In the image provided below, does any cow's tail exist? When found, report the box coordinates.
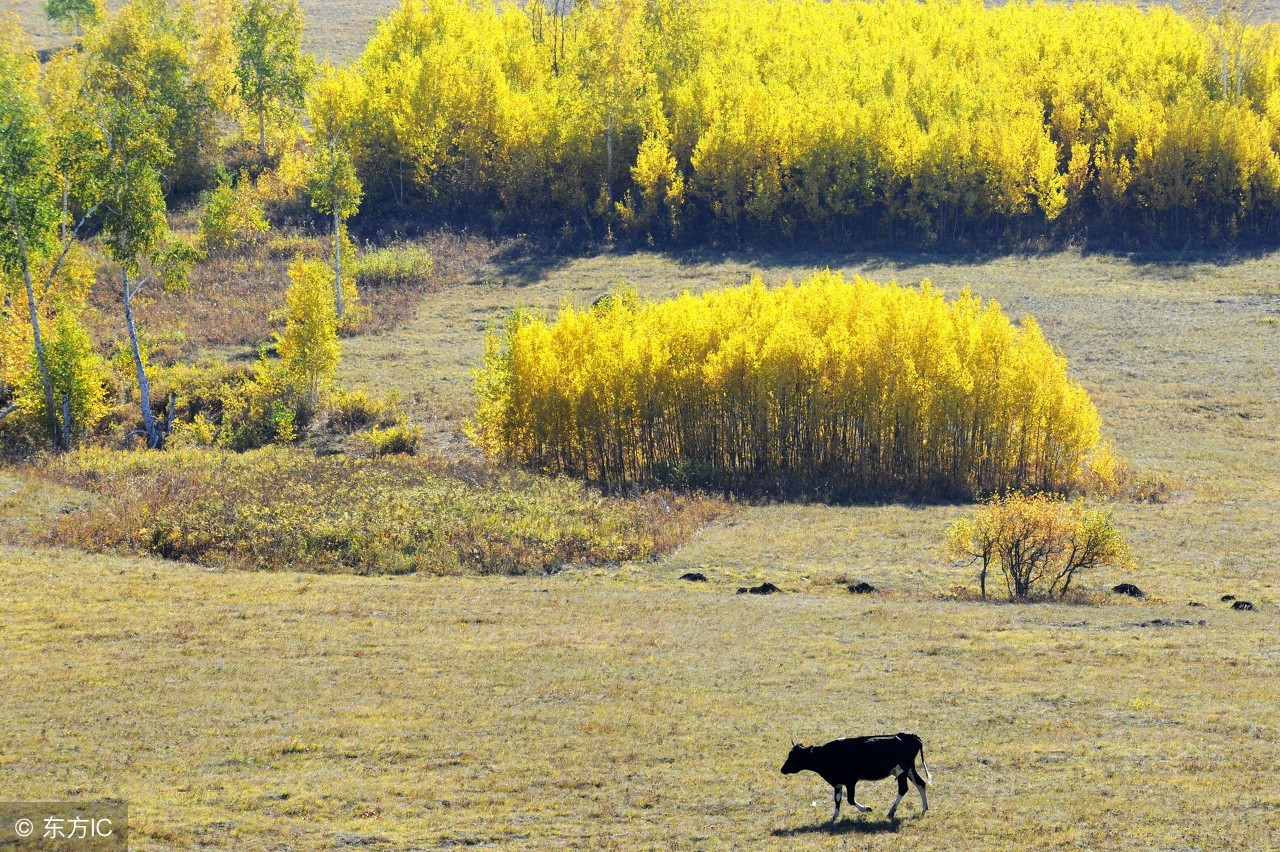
[902,732,932,784]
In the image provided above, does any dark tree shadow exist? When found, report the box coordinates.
[771,817,903,837]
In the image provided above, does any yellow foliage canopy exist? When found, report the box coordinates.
[472,272,1102,499]
[346,0,1280,243]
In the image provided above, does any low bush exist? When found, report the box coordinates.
[36,448,726,575]
[358,418,423,456]
[198,170,269,253]
[324,387,401,433]
[945,492,1134,601]
[351,244,435,289]
[158,360,301,450]
[1084,441,1174,504]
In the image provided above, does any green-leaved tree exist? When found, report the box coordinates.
[44,0,102,37]
[306,64,363,320]
[233,0,312,160]
[0,28,61,442]
[84,4,200,449]
[0,25,105,449]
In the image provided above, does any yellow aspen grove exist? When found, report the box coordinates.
[345,0,1280,244]
[472,273,1101,499]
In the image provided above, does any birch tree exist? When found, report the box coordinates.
[306,64,362,321]
[86,5,197,449]
[0,31,60,441]
[1184,0,1269,101]
[233,0,311,160]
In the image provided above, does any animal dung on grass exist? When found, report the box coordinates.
[738,582,781,595]
[781,733,932,822]
[1112,583,1144,598]
[472,273,1102,499]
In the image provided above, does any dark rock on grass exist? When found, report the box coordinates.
[1231,600,1255,611]
[1221,594,1236,602]
[737,582,781,595]
[1112,583,1145,598]
[848,581,877,594]
[679,572,708,582]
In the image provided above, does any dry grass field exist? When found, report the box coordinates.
[2,545,1276,850]
[2,244,1279,848]
[4,0,1280,848]
[8,0,403,61]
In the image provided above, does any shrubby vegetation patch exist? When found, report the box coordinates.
[33,447,724,574]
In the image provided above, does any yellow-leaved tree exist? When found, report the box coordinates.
[276,257,339,410]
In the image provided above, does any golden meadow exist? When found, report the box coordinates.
[471,273,1101,498]
[339,0,1280,243]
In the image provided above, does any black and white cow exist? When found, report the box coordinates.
[780,732,931,822]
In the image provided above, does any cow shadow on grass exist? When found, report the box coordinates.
[771,817,903,837]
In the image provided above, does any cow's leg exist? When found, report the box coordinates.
[887,766,908,819]
[910,766,929,813]
[849,781,872,813]
[831,785,842,823]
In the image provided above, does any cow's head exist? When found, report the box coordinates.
[780,743,813,775]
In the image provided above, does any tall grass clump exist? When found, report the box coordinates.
[472,272,1101,499]
[351,245,435,288]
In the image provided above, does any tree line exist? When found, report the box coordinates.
[6,0,1279,456]
[339,0,1280,244]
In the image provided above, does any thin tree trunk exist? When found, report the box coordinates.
[123,273,161,448]
[61,392,71,450]
[258,103,267,161]
[605,113,615,207]
[9,194,62,450]
[333,205,344,319]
